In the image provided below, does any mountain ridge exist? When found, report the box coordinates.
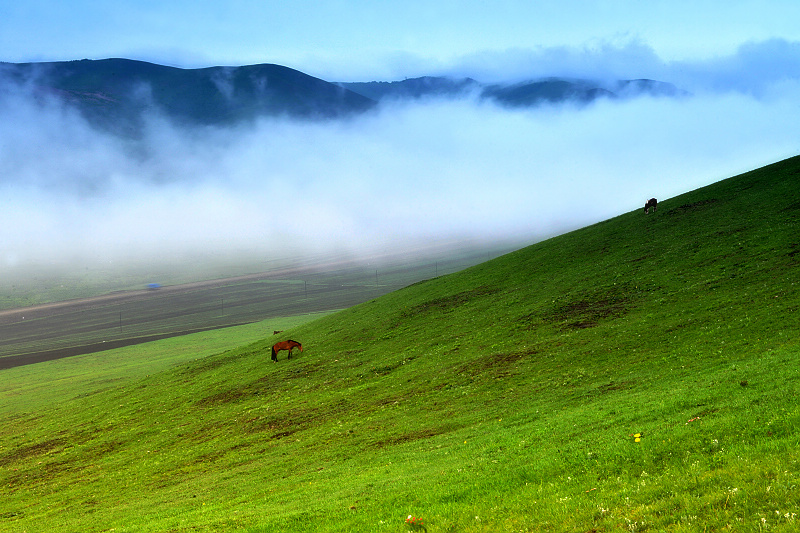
[341,75,686,106]
[1,58,688,134]
[0,58,377,134]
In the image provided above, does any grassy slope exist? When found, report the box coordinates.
[0,313,332,416]
[1,157,799,532]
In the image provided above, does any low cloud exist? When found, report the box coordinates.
[1,62,800,274]
[440,39,667,84]
[671,39,800,96]
[428,38,800,98]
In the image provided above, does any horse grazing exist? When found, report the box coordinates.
[271,340,302,362]
[644,198,658,214]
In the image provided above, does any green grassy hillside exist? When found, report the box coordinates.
[2,157,799,532]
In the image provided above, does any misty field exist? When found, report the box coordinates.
[1,156,799,531]
[0,244,514,369]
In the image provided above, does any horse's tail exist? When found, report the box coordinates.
[271,345,277,362]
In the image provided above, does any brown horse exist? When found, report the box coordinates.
[644,198,658,214]
[271,340,302,362]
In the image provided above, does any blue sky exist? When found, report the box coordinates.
[3,0,800,80]
[2,1,800,269]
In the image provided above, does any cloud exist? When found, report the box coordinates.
[1,65,800,274]
[406,37,800,100]
[441,39,667,83]
[668,38,800,96]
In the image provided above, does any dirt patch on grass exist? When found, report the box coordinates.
[283,361,325,380]
[543,288,634,330]
[456,349,533,379]
[667,198,719,215]
[371,426,454,448]
[596,380,635,394]
[194,362,317,406]
[370,355,418,376]
[0,437,70,466]
[517,286,638,331]
[554,298,626,329]
[242,407,326,438]
[196,387,255,406]
[180,351,248,377]
[401,286,501,318]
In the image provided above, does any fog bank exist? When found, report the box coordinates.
[2,75,799,273]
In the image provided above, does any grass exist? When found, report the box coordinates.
[0,312,331,416]
[1,156,799,531]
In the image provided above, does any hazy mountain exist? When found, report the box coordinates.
[609,78,688,98]
[0,58,688,136]
[338,76,481,101]
[0,58,377,134]
[343,75,687,107]
[481,78,615,107]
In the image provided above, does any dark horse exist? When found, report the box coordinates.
[644,198,658,214]
[271,340,302,362]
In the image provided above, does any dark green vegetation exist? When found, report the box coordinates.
[2,157,799,531]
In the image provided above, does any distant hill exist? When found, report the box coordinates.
[0,58,377,134]
[338,76,482,101]
[341,76,687,106]
[0,58,688,135]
